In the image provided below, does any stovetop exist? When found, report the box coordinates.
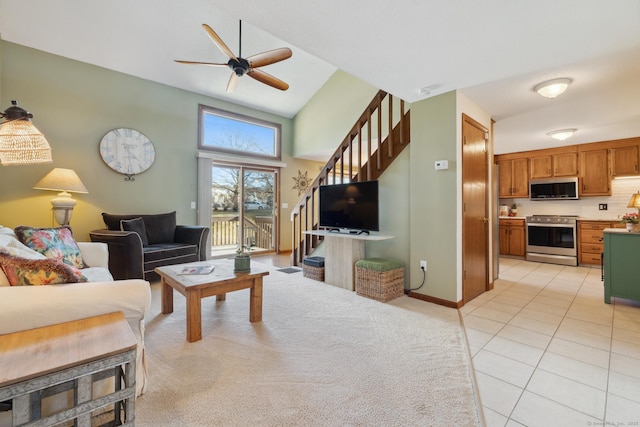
[526,215,578,224]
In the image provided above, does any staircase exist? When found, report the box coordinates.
[290,90,411,266]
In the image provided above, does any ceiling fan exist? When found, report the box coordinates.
[175,21,292,93]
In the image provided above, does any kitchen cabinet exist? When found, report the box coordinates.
[579,148,610,196]
[530,152,578,179]
[578,220,626,265]
[499,219,525,257]
[498,158,529,198]
[553,152,579,176]
[611,145,639,177]
[578,221,612,265]
[603,229,640,304]
[530,155,553,179]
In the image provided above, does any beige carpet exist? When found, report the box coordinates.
[135,263,483,426]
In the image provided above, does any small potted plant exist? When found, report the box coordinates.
[509,203,517,217]
[234,243,255,272]
[620,212,640,232]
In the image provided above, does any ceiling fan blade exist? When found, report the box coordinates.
[247,69,289,91]
[226,72,241,93]
[247,48,292,68]
[174,60,228,67]
[202,23,238,60]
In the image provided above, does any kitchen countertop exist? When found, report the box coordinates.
[604,228,638,234]
[499,216,526,220]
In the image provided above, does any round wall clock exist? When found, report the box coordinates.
[99,128,155,180]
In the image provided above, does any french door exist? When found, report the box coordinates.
[210,162,278,257]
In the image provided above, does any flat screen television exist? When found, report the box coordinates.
[318,180,379,232]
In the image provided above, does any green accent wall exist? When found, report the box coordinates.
[409,92,458,301]
[293,70,379,159]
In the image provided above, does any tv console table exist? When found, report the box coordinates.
[304,230,393,291]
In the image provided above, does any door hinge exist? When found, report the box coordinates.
[484,132,489,140]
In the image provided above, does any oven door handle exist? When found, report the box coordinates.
[526,223,577,228]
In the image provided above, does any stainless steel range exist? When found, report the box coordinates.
[526,215,578,266]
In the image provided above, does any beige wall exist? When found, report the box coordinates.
[0,41,309,250]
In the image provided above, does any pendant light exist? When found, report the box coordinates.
[0,100,52,165]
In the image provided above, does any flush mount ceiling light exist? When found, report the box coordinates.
[534,78,572,99]
[547,128,577,141]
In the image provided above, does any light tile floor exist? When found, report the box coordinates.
[461,258,640,426]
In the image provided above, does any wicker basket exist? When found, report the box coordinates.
[355,259,404,302]
[303,264,325,281]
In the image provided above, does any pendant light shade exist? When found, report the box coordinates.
[0,101,52,166]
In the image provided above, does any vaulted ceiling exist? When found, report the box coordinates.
[1,0,639,155]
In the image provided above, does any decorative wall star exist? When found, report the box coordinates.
[292,170,310,196]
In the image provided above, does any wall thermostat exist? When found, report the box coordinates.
[434,160,449,170]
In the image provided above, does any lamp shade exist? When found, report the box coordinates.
[534,78,572,99]
[33,168,88,194]
[0,101,52,165]
[627,192,640,209]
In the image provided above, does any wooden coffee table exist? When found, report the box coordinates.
[155,260,270,342]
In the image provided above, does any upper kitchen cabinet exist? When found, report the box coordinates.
[579,147,610,196]
[611,144,639,177]
[529,148,578,179]
[498,157,529,198]
[553,152,579,176]
[529,155,553,179]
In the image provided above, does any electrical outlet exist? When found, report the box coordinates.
[598,203,608,211]
[420,260,427,271]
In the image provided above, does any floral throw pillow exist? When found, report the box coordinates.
[14,226,88,269]
[0,249,88,286]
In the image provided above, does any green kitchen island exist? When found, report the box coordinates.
[603,228,640,304]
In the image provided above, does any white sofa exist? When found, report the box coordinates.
[0,226,151,400]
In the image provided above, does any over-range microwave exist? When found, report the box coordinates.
[529,177,579,200]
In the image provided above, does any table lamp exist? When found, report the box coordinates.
[627,191,640,214]
[33,168,88,226]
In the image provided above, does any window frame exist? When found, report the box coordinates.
[198,104,282,161]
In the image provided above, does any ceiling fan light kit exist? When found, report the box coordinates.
[534,78,572,99]
[547,128,577,141]
[175,21,292,93]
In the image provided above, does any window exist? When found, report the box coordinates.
[198,105,281,160]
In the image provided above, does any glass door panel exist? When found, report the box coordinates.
[211,165,240,257]
[210,163,277,257]
[242,168,276,254]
